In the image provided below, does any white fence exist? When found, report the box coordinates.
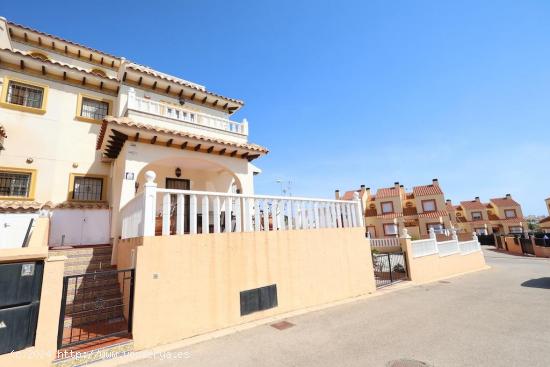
[127,88,248,135]
[370,237,400,248]
[411,229,481,258]
[120,171,364,239]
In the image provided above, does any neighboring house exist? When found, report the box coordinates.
[336,179,453,239]
[0,17,267,248]
[449,194,526,235]
[538,198,550,233]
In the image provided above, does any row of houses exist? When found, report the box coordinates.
[336,179,530,239]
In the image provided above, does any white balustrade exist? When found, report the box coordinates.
[459,240,481,254]
[411,238,439,258]
[127,90,248,136]
[437,240,460,257]
[120,172,364,239]
[370,238,400,248]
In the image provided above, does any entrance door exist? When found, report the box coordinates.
[166,178,190,233]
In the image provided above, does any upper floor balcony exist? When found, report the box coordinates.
[126,88,248,142]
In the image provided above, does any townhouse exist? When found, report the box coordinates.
[447,194,527,235]
[538,197,550,233]
[337,179,453,239]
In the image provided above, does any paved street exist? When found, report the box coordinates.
[123,249,550,367]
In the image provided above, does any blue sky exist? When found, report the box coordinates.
[2,1,549,214]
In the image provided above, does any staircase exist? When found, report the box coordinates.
[49,245,132,360]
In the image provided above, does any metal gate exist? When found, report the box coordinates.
[477,234,495,247]
[57,269,134,350]
[519,238,535,255]
[372,252,408,288]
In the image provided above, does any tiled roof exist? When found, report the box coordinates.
[127,64,244,106]
[376,212,403,219]
[342,191,358,200]
[54,201,109,209]
[98,116,268,154]
[0,124,6,138]
[412,184,443,197]
[7,20,121,60]
[376,187,399,198]
[459,200,486,210]
[418,210,449,219]
[490,197,520,207]
[539,216,550,224]
[0,200,42,212]
[0,48,118,82]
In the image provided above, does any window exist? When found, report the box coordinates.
[509,226,523,234]
[76,94,112,122]
[383,223,398,236]
[471,211,482,221]
[0,168,36,199]
[80,97,109,120]
[381,201,394,214]
[4,80,45,109]
[504,209,517,218]
[422,199,436,212]
[70,175,106,201]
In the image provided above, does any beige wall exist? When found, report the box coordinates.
[117,228,375,350]
[401,238,487,283]
[503,237,523,255]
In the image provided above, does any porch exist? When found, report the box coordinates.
[120,171,364,239]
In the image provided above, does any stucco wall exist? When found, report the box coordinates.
[401,239,487,284]
[533,244,550,258]
[117,228,375,350]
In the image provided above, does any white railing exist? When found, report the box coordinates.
[437,240,460,257]
[120,171,364,239]
[411,238,438,258]
[459,240,481,255]
[127,88,248,136]
[370,237,400,248]
[411,228,481,258]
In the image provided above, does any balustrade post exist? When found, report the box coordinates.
[353,192,364,227]
[224,197,232,233]
[314,202,321,229]
[336,203,342,228]
[288,200,294,230]
[272,200,279,230]
[263,200,270,231]
[201,196,209,234]
[254,199,261,231]
[190,194,197,234]
[234,197,242,232]
[213,196,221,233]
[143,171,157,237]
[176,194,185,235]
[162,193,171,236]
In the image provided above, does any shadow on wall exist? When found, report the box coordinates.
[521,278,550,290]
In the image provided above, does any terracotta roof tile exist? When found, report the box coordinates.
[127,64,244,106]
[0,48,119,82]
[342,191,358,200]
[376,187,399,198]
[97,116,268,154]
[459,200,486,210]
[418,210,449,219]
[54,201,109,209]
[0,200,42,212]
[490,197,520,207]
[376,212,403,219]
[539,216,550,224]
[412,184,443,197]
[8,20,121,60]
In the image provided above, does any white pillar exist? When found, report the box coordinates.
[143,171,157,237]
[176,194,185,235]
[213,196,221,233]
[162,192,171,236]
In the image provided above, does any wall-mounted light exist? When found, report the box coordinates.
[175,167,181,177]
[26,157,34,164]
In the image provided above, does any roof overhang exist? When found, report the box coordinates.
[123,64,244,114]
[0,48,119,95]
[97,116,268,162]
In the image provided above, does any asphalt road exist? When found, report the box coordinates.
[122,248,550,367]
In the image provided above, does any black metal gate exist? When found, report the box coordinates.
[57,269,135,350]
[477,234,495,247]
[519,238,535,255]
[372,252,408,288]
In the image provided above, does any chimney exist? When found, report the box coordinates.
[432,178,439,186]
[506,193,511,199]
[335,189,340,200]
[446,199,452,205]
[360,184,366,196]
[394,181,400,190]
[475,196,480,202]
[365,187,371,198]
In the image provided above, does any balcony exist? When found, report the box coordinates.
[126,88,248,137]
